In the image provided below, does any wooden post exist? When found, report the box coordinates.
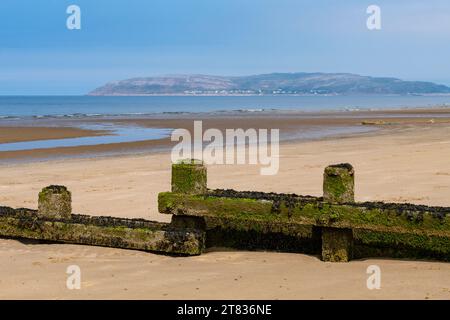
[321,227,353,262]
[322,164,355,262]
[323,163,354,204]
[170,159,207,250]
[171,159,207,194]
[38,185,72,219]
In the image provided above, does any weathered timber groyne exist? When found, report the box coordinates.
[0,185,204,255]
[159,160,450,262]
[1,160,449,262]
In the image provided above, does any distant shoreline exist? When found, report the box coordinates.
[86,93,450,97]
[88,72,450,96]
[87,93,341,97]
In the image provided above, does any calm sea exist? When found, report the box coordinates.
[0,95,450,118]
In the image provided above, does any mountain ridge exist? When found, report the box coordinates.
[88,72,450,96]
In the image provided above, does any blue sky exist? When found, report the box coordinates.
[1,0,450,94]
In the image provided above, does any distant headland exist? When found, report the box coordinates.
[88,72,450,96]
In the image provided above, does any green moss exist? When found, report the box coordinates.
[323,164,355,204]
[0,214,204,256]
[354,229,450,261]
[158,192,176,213]
[171,160,207,194]
[160,192,283,223]
[159,192,450,234]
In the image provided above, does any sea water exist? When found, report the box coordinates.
[0,95,449,119]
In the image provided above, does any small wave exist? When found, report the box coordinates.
[0,115,20,120]
[1,108,291,120]
[233,108,265,113]
[27,112,152,119]
[214,108,279,114]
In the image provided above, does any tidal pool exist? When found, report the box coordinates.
[0,123,173,152]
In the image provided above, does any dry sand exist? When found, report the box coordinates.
[0,121,450,299]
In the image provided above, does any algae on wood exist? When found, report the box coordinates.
[171,159,207,195]
[323,163,355,204]
[0,206,204,256]
[38,185,72,219]
[321,227,353,262]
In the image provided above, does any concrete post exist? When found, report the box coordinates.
[323,163,355,204]
[171,159,207,194]
[38,185,72,219]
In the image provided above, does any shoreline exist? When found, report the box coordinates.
[1,107,450,163]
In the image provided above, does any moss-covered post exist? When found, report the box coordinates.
[171,159,207,194]
[323,163,354,204]
[38,185,72,219]
[321,227,353,262]
[322,164,354,262]
[170,160,207,248]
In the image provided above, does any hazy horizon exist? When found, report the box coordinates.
[1,0,450,95]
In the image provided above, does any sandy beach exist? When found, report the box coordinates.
[1,111,450,299]
[4,0,450,303]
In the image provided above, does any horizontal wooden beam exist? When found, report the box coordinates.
[0,206,204,256]
[158,191,450,235]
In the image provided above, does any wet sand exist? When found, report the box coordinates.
[0,110,450,299]
[2,108,450,162]
[0,126,108,144]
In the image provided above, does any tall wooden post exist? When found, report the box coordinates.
[170,159,208,233]
[321,164,355,262]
